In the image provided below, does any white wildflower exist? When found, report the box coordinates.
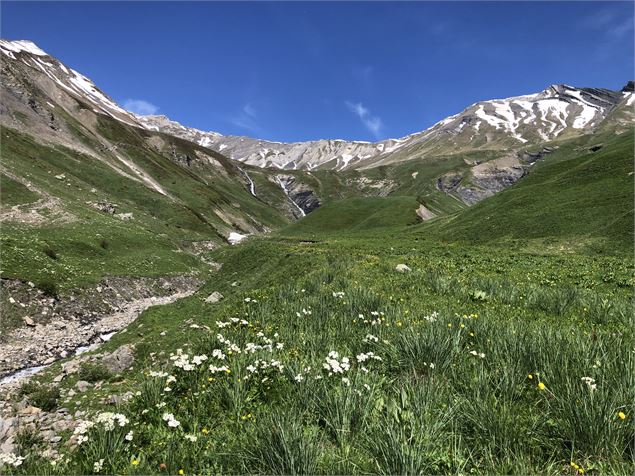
[0,452,26,468]
[162,412,181,428]
[93,459,104,473]
[581,376,597,393]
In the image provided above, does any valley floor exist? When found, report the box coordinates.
[0,230,633,475]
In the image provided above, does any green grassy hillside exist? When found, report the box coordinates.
[422,130,634,253]
[280,196,422,236]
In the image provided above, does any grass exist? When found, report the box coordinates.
[6,233,633,475]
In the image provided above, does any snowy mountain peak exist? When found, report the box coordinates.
[0,38,141,128]
[0,39,48,58]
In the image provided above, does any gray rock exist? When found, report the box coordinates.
[395,264,411,273]
[101,344,134,373]
[205,291,224,303]
[75,380,90,393]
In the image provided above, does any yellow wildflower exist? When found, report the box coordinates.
[178,470,184,475]
[618,411,626,420]
[528,374,533,380]
[132,460,140,466]
[538,382,546,391]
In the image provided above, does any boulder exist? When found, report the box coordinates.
[101,344,134,373]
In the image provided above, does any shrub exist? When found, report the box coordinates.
[37,278,59,298]
[43,245,58,260]
[78,362,113,383]
[24,385,60,411]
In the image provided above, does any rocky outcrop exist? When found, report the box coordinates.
[0,275,201,378]
[437,148,555,205]
[275,175,320,218]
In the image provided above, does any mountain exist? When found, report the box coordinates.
[0,39,296,241]
[136,83,634,171]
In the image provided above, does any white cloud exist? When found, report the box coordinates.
[580,9,634,38]
[230,103,263,135]
[243,103,257,118]
[345,101,383,138]
[123,99,159,116]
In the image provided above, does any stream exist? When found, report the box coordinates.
[237,166,257,197]
[0,290,196,387]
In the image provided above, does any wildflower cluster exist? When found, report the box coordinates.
[170,349,209,371]
[0,452,25,468]
[356,311,385,326]
[162,412,181,428]
[323,351,351,375]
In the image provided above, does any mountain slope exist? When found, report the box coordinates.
[0,39,297,243]
[419,130,634,253]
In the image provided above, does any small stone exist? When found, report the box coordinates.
[75,381,90,393]
[205,291,224,303]
[395,264,411,273]
[22,316,35,326]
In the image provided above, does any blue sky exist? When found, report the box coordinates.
[2,1,633,142]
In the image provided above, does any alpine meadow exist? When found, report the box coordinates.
[0,2,634,475]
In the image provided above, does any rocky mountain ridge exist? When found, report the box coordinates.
[2,39,631,174]
[137,83,633,171]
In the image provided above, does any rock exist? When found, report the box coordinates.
[22,316,35,326]
[54,174,65,180]
[92,201,117,214]
[395,264,411,273]
[0,435,15,453]
[19,405,42,415]
[116,212,134,221]
[0,417,16,442]
[101,344,134,373]
[75,381,90,393]
[205,291,224,303]
[53,375,63,383]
